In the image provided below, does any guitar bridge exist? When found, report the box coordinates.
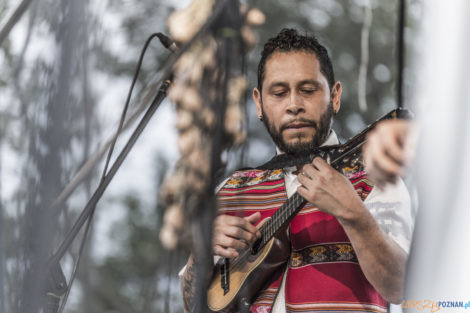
[221,257,230,295]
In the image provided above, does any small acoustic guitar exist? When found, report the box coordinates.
[207,108,412,312]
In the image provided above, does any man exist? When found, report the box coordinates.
[182,28,413,313]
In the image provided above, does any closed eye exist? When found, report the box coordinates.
[272,91,288,97]
[300,88,315,94]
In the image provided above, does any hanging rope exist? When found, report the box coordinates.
[397,0,406,109]
[358,0,373,113]
[159,2,265,313]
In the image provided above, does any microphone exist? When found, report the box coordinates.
[156,32,179,53]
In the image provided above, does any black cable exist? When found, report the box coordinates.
[101,32,162,180]
[397,0,406,108]
[56,32,167,313]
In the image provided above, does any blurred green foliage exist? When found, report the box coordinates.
[0,0,420,312]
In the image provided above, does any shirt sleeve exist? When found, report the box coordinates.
[363,178,415,254]
[178,255,223,277]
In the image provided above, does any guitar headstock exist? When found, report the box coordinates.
[256,108,413,171]
[327,108,412,174]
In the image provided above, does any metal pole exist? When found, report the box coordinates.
[0,138,5,313]
[0,0,33,46]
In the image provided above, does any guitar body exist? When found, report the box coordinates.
[207,217,290,312]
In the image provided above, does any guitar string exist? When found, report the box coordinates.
[225,201,292,272]
[243,143,365,257]
[254,149,354,250]
[226,194,301,274]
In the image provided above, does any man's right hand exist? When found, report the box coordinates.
[212,212,262,258]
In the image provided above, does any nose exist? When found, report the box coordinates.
[286,93,305,115]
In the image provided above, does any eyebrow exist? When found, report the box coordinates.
[267,79,322,90]
[267,81,289,90]
[296,79,322,89]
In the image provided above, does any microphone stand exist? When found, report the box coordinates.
[42,0,237,310]
[43,77,172,313]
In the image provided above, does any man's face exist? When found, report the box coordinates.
[253,51,342,154]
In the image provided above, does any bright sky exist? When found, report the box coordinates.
[0,0,182,260]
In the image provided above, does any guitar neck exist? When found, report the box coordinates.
[253,192,305,254]
[251,108,413,254]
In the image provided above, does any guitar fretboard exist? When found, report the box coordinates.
[250,108,412,254]
[252,192,305,254]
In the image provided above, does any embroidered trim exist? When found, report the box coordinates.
[290,243,358,268]
[349,171,374,201]
[224,169,284,188]
[285,301,387,313]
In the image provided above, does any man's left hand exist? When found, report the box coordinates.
[298,157,406,303]
[297,157,363,222]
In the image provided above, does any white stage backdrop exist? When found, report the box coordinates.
[404,0,470,312]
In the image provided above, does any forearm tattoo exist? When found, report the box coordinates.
[183,261,195,313]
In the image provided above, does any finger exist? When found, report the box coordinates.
[365,131,405,175]
[364,135,386,170]
[364,140,385,169]
[213,245,238,258]
[215,214,260,243]
[217,215,257,234]
[390,120,411,146]
[297,170,313,187]
[380,130,407,166]
[236,216,260,238]
[373,145,405,178]
[300,164,316,178]
[312,157,329,170]
[367,159,400,186]
[244,212,262,238]
[216,225,258,243]
[245,212,261,224]
[374,120,412,164]
[213,234,249,251]
[364,130,379,162]
[297,185,312,201]
[366,155,398,183]
[403,123,418,164]
[364,132,400,186]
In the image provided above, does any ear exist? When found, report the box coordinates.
[253,87,263,119]
[331,81,342,113]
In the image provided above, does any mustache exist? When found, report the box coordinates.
[280,118,318,132]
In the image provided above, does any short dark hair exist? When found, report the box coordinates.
[257,28,335,92]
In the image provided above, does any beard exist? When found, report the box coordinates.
[261,102,335,155]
